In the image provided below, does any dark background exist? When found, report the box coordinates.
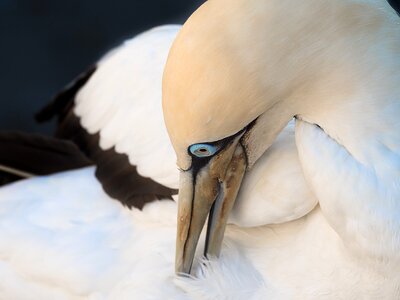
[0,0,399,135]
[0,0,205,134]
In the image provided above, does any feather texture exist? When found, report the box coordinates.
[73,25,181,189]
[0,167,398,299]
[36,26,182,208]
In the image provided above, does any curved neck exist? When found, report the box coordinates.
[272,0,400,176]
[211,0,400,169]
[279,0,400,266]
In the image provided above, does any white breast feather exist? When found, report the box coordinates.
[0,168,275,299]
[230,120,318,227]
[295,119,400,267]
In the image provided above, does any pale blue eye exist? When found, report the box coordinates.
[189,144,219,157]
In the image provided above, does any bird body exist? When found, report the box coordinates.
[36,24,316,227]
[0,167,180,299]
[0,128,311,299]
[0,25,322,299]
[0,168,398,299]
[0,0,399,297]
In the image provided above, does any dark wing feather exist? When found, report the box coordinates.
[0,170,24,186]
[56,110,177,209]
[35,66,96,123]
[36,64,178,209]
[0,131,92,186]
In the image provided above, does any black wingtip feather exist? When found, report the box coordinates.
[56,110,178,209]
[35,65,97,123]
[0,131,93,184]
[0,170,24,186]
[35,63,178,210]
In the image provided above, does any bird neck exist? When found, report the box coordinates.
[268,0,400,176]
[289,5,400,262]
[297,88,400,180]
[241,0,400,171]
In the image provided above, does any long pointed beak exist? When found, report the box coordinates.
[175,137,247,274]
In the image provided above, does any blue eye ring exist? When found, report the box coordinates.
[189,144,219,158]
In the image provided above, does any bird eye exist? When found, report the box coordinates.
[189,144,219,158]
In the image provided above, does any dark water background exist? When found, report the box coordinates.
[0,0,399,134]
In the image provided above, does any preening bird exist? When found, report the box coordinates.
[0,127,309,299]
[162,0,400,297]
[0,0,398,298]
[0,25,316,298]
[34,24,314,224]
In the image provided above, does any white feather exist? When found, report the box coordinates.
[0,167,398,298]
[0,169,277,299]
[230,120,318,227]
[74,25,181,189]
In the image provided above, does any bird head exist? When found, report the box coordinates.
[162,0,298,275]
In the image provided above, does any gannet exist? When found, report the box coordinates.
[162,0,400,297]
[0,124,307,299]
[33,25,313,223]
[0,24,320,298]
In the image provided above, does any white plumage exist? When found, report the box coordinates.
[0,25,316,299]
[1,165,398,298]
[231,121,317,227]
[1,0,400,297]
[74,25,181,189]
[0,125,308,299]
[62,24,316,224]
